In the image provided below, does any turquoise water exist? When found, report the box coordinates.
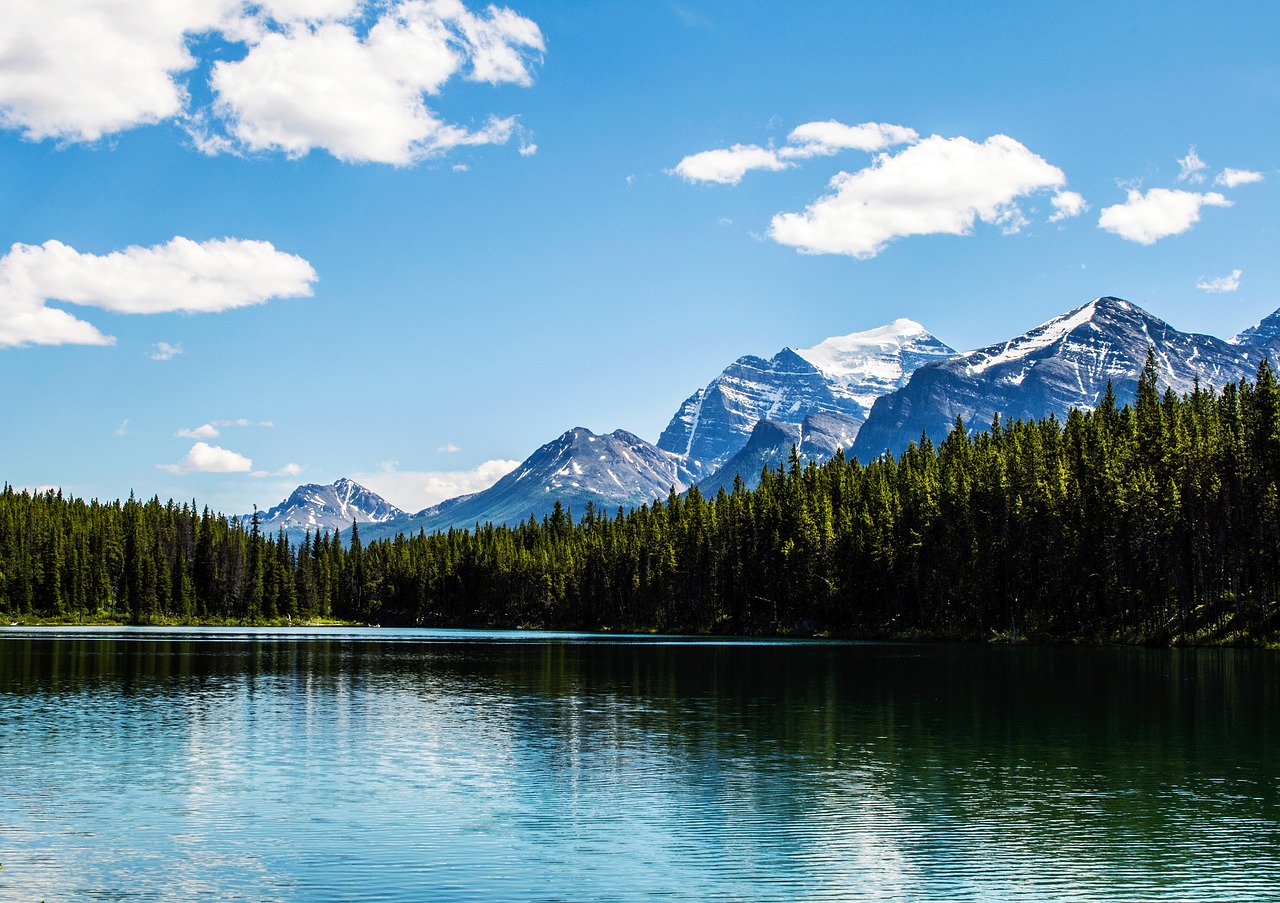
[1,628,1277,901]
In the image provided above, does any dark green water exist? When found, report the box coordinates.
[0,628,1277,901]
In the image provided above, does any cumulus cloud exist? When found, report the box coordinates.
[1197,269,1242,293]
[671,144,791,185]
[1048,190,1088,222]
[178,423,220,440]
[253,461,303,478]
[671,119,918,185]
[0,1,236,142]
[161,441,253,474]
[1097,188,1232,245]
[438,442,461,453]
[148,341,183,360]
[208,2,543,164]
[0,1,543,165]
[0,236,317,348]
[768,134,1066,258]
[1177,147,1208,184]
[353,458,520,511]
[1215,168,1264,188]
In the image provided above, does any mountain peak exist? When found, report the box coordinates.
[1090,295,1134,313]
[796,318,956,415]
[961,296,1154,378]
[251,477,405,537]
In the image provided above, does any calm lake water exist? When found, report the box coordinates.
[0,629,1277,901]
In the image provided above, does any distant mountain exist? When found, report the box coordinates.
[363,427,694,540]
[696,411,862,497]
[248,478,404,537]
[795,318,959,415]
[657,320,955,474]
[853,296,1275,459]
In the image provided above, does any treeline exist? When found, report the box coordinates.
[3,354,1280,643]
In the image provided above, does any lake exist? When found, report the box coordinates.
[0,628,1276,901]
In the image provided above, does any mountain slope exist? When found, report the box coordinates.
[853,296,1267,458]
[656,348,844,474]
[364,427,694,539]
[696,411,862,496]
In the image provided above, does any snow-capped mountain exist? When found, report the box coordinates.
[696,411,862,497]
[796,318,959,415]
[657,321,955,473]
[248,478,405,537]
[362,427,695,539]
[853,296,1273,459]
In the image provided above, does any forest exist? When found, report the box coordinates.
[3,352,1279,645]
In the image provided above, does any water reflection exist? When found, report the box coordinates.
[0,630,1277,901]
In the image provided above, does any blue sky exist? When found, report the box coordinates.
[2,0,1277,514]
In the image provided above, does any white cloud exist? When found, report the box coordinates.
[1048,190,1088,222]
[438,442,461,453]
[178,423,220,440]
[0,1,237,142]
[253,461,303,478]
[353,458,520,511]
[1215,168,1264,188]
[148,341,183,360]
[672,119,918,185]
[1197,269,1242,293]
[0,236,316,348]
[208,2,544,164]
[1177,147,1208,184]
[518,142,537,157]
[115,418,129,437]
[0,1,543,165]
[161,441,253,474]
[781,120,918,157]
[1097,188,1232,245]
[768,134,1066,259]
[671,144,790,185]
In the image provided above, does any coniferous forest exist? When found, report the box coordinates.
[4,355,1280,644]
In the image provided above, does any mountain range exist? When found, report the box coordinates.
[252,297,1280,541]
